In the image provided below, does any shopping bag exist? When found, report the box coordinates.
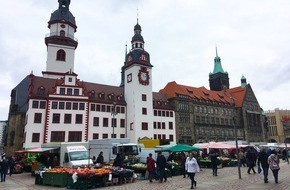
[258,166,262,174]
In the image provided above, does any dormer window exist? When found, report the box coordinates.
[38,86,45,96]
[56,49,66,61]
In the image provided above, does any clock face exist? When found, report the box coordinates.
[127,73,132,83]
[138,69,149,85]
[140,72,147,81]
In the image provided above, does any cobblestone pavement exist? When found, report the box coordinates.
[1,161,290,190]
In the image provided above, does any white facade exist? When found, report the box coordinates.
[22,1,176,148]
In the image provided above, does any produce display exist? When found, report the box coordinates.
[45,167,111,177]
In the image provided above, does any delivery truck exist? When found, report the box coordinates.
[89,138,142,164]
[41,142,93,167]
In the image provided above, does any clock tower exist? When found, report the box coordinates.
[122,20,154,143]
[43,0,78,79]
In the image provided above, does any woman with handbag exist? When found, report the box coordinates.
[268,150,280,184]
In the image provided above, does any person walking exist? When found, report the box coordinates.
[185,152,200,189]
[246,149,256,174]
[258,148,269,183]
[239,149,246,167]
[8,156,15,176]
[181,152,187,178]
[268,149,280,184]
[156,152,167,183]
[209,149,219,176]
[146,153,156,183]
[1,157,9,182]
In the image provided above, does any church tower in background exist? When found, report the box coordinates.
[209,48,229,91]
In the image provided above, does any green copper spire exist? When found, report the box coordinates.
[212,47,226,74]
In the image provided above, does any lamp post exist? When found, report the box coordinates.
[231,98,241,179]
[111,102,118,138]
[282,117,289,164]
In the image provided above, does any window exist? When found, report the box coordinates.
[93,117,99,126]
[68,131,82,142]
[102,134,108,139]
[38,87,45,96]
[120,119,125,128]
[142,108,147,115]
[154,110,157,116]
[169,122,173,130]
[74,89,79,96]
[60,88,65,95]
[59,102,65,109]
[101,105,106,112]
[51,131,65,142]
[120,134,125,138]
[40,101,46,109]
[66,102,71,110]
[69,77,72,82]
[169,135,174,141]
[111,134,117,138]
[56,49,66,61]
[93,133,99,139]
[79,103,85,110]
[52,102,58,109]
[96,104,101,111]
[121,107,125,113]
[111,118,117,128]
[73,103,78,110]
[142,94,147,101]
[34,113,42,123]
[142,122,148,130]
[103,118,108,127]
[153,122,157,129]
[60,30,65,36]
[162,122,166,129]
[52,113,60,123]
[90,104,95,111]
[64,114,72,124]
[32,101,39,108]
[75,114,83,124]
[67,88,72,95]
[32,133,40,142]
[106,105,111,112]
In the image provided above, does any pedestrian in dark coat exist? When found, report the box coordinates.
[146,153,156,182]
[209,149,219,176]
[1,157,9,182]
[8,156,15,176]
[258,148,269,183]
[96,152,104,166]
[181,152,187,178]
[156,152,167,183]
[246,149,256,174]
[113,153,123,167]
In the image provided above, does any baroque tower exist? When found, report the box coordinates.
[43,0,78,79]
[122,20,154,142]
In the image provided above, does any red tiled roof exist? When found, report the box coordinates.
[159,81,247,107]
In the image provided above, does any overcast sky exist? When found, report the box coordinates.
[1,0,290,120]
